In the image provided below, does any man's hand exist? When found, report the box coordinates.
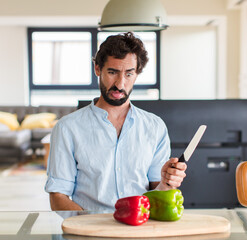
[155,158,187,191]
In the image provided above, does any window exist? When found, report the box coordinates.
[32,32,92,86]
[28,28,160,105]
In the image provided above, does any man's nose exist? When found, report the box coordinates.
[115,73,125,90]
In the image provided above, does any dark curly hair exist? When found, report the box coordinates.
[93,32,148,74]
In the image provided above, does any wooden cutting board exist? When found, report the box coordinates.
[62,213,230,238]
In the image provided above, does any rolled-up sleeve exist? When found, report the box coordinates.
[45,121,77,196]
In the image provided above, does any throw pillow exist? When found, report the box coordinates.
[0,122,11,131]
[20,112,57,129]
[0,111,20,130]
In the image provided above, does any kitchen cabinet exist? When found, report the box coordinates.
[173,146,245,208]
[131,99,247,208]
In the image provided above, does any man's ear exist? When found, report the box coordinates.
[94,64,101,77]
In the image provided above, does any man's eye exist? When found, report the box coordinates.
[126,72,133,77]
[108,71,116,75]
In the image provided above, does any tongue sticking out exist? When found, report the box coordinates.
[111,91,124,99]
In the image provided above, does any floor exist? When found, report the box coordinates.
[0,158,51,211]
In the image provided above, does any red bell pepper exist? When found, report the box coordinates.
[113,195,150,226]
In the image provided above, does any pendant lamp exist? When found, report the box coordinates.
[99,0,169,31]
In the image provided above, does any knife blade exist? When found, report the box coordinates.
[178,125,207,162]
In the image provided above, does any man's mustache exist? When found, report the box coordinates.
[108,86,127,95]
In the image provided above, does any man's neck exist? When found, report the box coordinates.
[95,96,130,137]
[95,96,130,119]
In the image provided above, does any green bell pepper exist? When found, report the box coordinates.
[143,189,184,221]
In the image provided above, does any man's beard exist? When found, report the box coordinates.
[99,79,133,106]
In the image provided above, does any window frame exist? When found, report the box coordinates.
[27,27,161,92]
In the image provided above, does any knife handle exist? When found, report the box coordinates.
[170,155,186,169]
[178,154,186,163]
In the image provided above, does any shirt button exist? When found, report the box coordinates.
[118,168,121,171]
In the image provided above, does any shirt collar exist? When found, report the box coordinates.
[90,98,108,120]
[129,101,137,119]
[90,97,136,121]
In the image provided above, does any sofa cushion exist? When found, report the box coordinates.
[0,123,10,131]
[20,113,57,129]
[0,129,31,147]
[0,111,20,130]
[38,106,76,119]
[0,106,38,123]
[32,128,52,140]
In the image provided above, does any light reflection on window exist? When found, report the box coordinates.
[32,32,92,85]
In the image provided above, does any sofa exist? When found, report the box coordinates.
[0,105,77,164]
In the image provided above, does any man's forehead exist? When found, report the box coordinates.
[105,54,137,67]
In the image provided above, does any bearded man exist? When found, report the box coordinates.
[45,32,187,212]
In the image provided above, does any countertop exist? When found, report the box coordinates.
[1,208,247,239]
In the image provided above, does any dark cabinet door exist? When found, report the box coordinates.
[171,147,243,208]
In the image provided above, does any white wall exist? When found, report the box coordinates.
[0,0,108,16]
[0,26,28,105]
[0,0,242,105]
[161,26,216,99]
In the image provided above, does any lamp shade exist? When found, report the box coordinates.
[99,0,168,31]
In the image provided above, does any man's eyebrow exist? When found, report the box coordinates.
[107,68,119,72]
[107,68,136,72]
[126,68,136,72]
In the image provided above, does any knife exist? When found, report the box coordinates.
[178,125,207,162]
